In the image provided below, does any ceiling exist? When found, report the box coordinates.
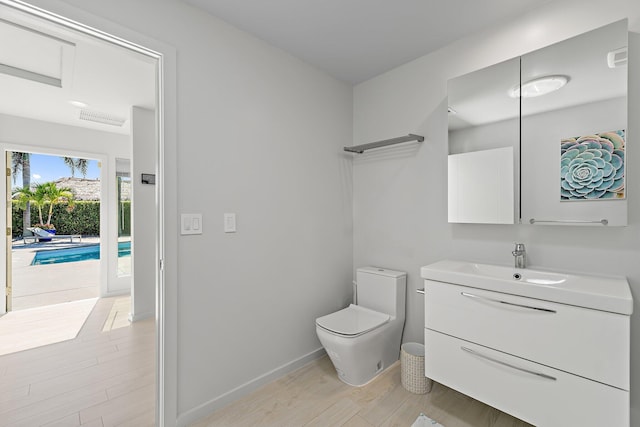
[0,1,556,135]
[0,9,156,135]
[183,0,554,84]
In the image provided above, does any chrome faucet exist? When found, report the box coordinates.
[512,243,526,269]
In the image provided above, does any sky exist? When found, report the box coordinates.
[10,153,101,188]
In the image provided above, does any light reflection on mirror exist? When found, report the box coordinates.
[520,20,628,226]
[447,57,520,224]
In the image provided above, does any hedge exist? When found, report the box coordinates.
[12,201,131,237]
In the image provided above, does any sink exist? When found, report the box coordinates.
[421,259,632,315]
[448,261,568,285]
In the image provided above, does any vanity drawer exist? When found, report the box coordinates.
[424,279,629,389]
[425,329,629,427]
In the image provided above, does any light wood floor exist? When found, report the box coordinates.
[0,298,98,356]
[192,355,533,427]
[0,296,155,427]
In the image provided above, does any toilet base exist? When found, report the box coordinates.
[316,319,403,386]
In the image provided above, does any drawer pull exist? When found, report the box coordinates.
[461,346,557,381]
[461,292,556,313]
[417,288,425,294]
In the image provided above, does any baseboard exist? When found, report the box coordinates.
[176,347,326,427]
[128,310,153,322]
[102,289,130,298]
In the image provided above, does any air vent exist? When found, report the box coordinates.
[607,47,628,68]
[79,109,127,127]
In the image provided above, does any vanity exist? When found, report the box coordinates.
[421,260,633,426]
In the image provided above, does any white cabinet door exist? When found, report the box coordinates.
[425,329,629,427]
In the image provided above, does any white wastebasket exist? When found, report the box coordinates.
[400,342,433,394]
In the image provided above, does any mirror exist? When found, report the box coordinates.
[521,20,627,226]
[447,20,628,226]
[448,57,520,224]
[116,158,131,277]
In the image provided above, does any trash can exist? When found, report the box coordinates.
[400,342,433,394]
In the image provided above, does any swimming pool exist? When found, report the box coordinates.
[31,241,131,265]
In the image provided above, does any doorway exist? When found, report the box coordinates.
[8,151,103,312]
[0,1,167,424]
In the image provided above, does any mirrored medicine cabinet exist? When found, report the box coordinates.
[447,20,628,226]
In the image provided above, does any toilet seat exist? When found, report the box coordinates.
[316,304,390,337]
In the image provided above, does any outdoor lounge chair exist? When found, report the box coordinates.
[23,227,82,243]
[22,228,39,244]
[24,227,54,243]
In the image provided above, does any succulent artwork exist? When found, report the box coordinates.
[560,130,625,200]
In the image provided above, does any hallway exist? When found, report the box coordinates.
[0,296,155,426]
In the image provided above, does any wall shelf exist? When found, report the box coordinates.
[344,133,424,153]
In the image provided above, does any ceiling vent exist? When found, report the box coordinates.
[79,109,127,127]
[607,47,628,68]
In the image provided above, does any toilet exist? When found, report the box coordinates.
[315,267,407,386]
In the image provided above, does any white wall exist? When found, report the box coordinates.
[0,113,130,299]
[19,0,354,424]
[353,0,640,422]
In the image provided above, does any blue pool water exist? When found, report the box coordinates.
[31,241,131,265]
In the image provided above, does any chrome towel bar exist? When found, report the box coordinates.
[344,134,424,153]
[529,218,608,225]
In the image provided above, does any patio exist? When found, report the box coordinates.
[11,237,101,311]
[0,237,132,356]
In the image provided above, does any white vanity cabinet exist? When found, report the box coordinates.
[421,261,632,427]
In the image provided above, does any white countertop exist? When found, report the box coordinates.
[421,259,633,315]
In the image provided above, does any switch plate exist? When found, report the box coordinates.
[224,213,236,233]
[181,214,203,235]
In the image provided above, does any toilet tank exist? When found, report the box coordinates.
[356,267,407,319]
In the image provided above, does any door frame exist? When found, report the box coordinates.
[0,1,178,425]
[4,151,11,313]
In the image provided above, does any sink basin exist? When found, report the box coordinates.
[447,261,569,285]
[421,259,632,315]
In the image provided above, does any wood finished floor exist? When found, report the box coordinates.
[0,291,530,427]
[0,296,155,427]
[0,298,98,356]
[192,355,533,427]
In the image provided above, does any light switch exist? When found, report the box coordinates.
[224,213,236,233]
[181,214,203,235]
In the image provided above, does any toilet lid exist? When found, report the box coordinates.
[316,304,390,337]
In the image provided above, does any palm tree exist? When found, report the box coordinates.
[63,157,89,178]
[41,182,75,227]
[11,152,31,228]
[13,185,46,227]
[63,157,76,177]
[13,182,74,229]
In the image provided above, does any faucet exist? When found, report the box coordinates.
[512,243,526,269]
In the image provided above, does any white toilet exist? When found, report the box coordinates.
[315,267,406,386]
